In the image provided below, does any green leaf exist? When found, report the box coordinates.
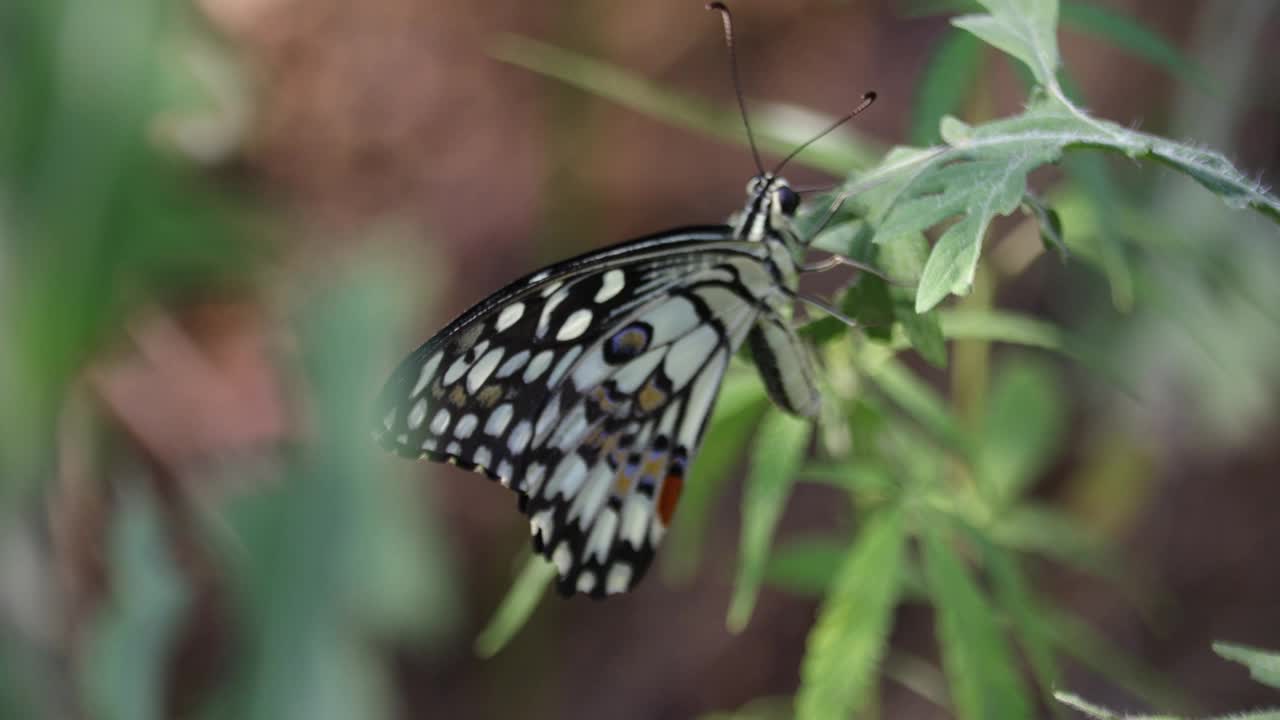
[728,409,811,632]
[80,490,188,720]
[474,555,557,658]
[923,527,1034,720]
[796,508,906,720]
[984,543,1061,711]
[764,535,846,596]
[862,354,971,456]
[490,34,875,175]
[939,309,1069,353]
[953,0,1061,87]
[910,29,985,146]
[988,503,1126,583]
[1060,2,1211,93]
[856,98,1279,312]
[883,232,948,368]
[666,370,768,581]
[977,358,1065,506]
[1214,642,1280,691]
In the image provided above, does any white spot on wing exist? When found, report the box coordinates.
[585,507,619,563]
[556,308,593,341]
[605,562,632,594]
[576,570,597,594]
[523,350,555,382]
[495,302,525,332]
[497,460,514,485]
[496,349,530,378]
[523,462,546,494]
[466,347,505,394]
[485,404,514,436]
[534,400,560,444]
[429,408,451,434]
[537,287,570,338]
[547,345,582,387]
[407,398,428,429]
[442,355,471,385]
[621,495,651,548]
[410,351,443,397]
[569,463,613,522]
[552,542,573,576]
[548,453,588,499]
[454,413,478,439]
[594,269,625,303]
[531,509,553,541]
[472,445,491,469]
[508,420,533,454]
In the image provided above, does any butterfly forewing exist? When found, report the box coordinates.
[373,229,784,596]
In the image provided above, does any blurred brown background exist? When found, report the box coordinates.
[10,0,1279,718]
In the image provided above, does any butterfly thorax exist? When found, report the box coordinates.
[733,173,804,310]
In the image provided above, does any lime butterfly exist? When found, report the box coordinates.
[372,3,876,598]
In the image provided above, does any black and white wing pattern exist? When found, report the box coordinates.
[372,228,785,597]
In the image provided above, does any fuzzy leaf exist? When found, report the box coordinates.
[953,0,1061,86]
[796,508,906,720]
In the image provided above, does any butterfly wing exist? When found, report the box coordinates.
[373,227,785,596]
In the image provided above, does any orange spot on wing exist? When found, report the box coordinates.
[656,473,684,525]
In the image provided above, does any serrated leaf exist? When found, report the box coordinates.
[474,555,556,658]
[908,148,1057,312]
[977,359,1065,506]
[923,527,1034,720]
[1214,642,1280,691]
[953,0,1061,87]
[666,370,768,581]
[911,29,985,146]
[796,508,906,720]
[728,409,811,632]
[857,98,1279,312]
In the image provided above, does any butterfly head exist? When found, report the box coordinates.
[738,173,801,248]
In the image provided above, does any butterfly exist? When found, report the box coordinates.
[371,3,877,598]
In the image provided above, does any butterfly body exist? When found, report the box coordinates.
[373,174,821,597]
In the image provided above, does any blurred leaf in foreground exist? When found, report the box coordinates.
[80,489,188,720]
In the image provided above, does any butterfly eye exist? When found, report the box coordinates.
[776,185,800,215]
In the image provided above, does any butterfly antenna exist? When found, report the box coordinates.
[707,2,765,176]
[772,91,876,176]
